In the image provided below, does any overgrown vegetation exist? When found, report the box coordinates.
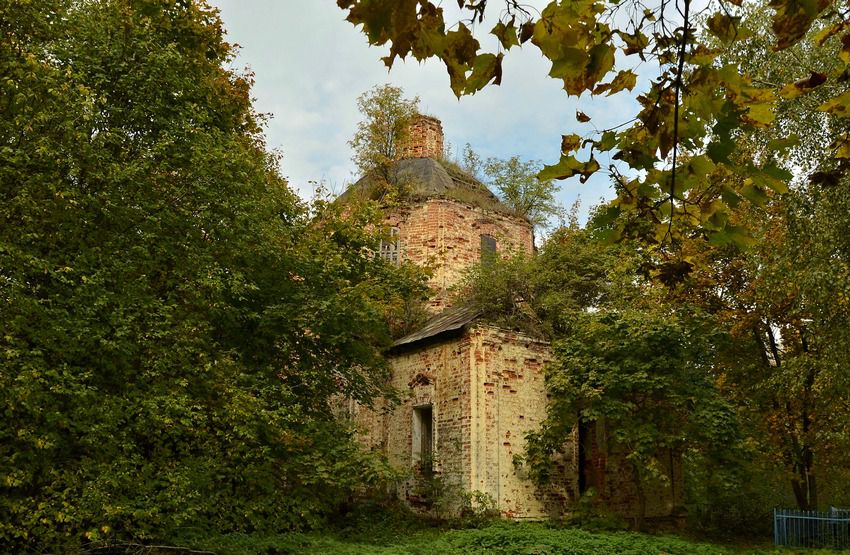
[477,152,564,231]
[348,83,420,192]
[164,520,820,554]
[5,0,850,550]
[0,1,427,550]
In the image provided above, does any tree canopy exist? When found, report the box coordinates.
[1,1,426,549]
[349,83,421,176]
[484,155,563,230]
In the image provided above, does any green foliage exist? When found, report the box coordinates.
[527,305,739,515]
[460,143,484,180]
[483,156,564,230]
[455,252,542,337]
[718,5,844,180]
[659,15,850,510]
[349,84,420,177]
[330,496,437,546]
[339,0,850,245]
[560,490,630,532]
[453,8,850,513]
[676,180,850,511]
[456,490,500,529]
[684,447,791,539]
[619,12,850,515]
[0,1,427,549]
[183,521,797,554]
[451,146,564,229]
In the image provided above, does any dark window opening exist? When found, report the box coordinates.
[413,405,433,472]
[579,420,604,495]
[480,234,497,262]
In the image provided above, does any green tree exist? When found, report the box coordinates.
[460,143,484,179]
[675,184,850,512]
[0,1,426,549]
[483,155,563,230]
[349,83,420,177]
[663,7,850,511]
[527,228,736,527]
[456,145,563,230]
[460,225,738,527]
[536,308,734,528]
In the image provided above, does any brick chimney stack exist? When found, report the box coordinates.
[401,114,444,159]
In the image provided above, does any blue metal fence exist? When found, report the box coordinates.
[774,507,850,549]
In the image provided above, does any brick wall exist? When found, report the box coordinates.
[351,323,682,521]
[352,325,574,518]
[370,335,474,505]
[385,198,533,311]
[581,424,684,521]
[468,326,576,518]
[400,115,444,159]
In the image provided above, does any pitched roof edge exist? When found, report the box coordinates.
[391,304,482,350]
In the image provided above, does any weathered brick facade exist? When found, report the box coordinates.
[383,198,532,310]
[348,114,683,522]
[352,325,575,517]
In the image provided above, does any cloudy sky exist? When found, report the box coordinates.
[209,1,649,220]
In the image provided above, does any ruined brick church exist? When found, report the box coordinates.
[345,115,682,521]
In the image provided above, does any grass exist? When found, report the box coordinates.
[184,521,843,555]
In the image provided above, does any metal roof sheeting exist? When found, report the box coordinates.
[392,304,481,349]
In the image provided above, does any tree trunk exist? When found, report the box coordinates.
[632,462,647,531]
[791,457,817,510]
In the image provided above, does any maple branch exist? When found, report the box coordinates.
[596,117,639,134]
[504,0,536,19]
[666,0,690,246]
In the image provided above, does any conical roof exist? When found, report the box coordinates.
[340,157,521,218]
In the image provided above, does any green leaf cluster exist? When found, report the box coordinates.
[483,156,564,230]
[339,0,850,243]
[349,83,420,178]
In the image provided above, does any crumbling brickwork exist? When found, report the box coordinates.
[400,115,444,160]
[467,326,575,517]
[384,198,533,311]
[384,335,474,503]
[356,326,573,518]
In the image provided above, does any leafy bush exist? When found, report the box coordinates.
[555,490,629,532]
[457,491,501,528]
